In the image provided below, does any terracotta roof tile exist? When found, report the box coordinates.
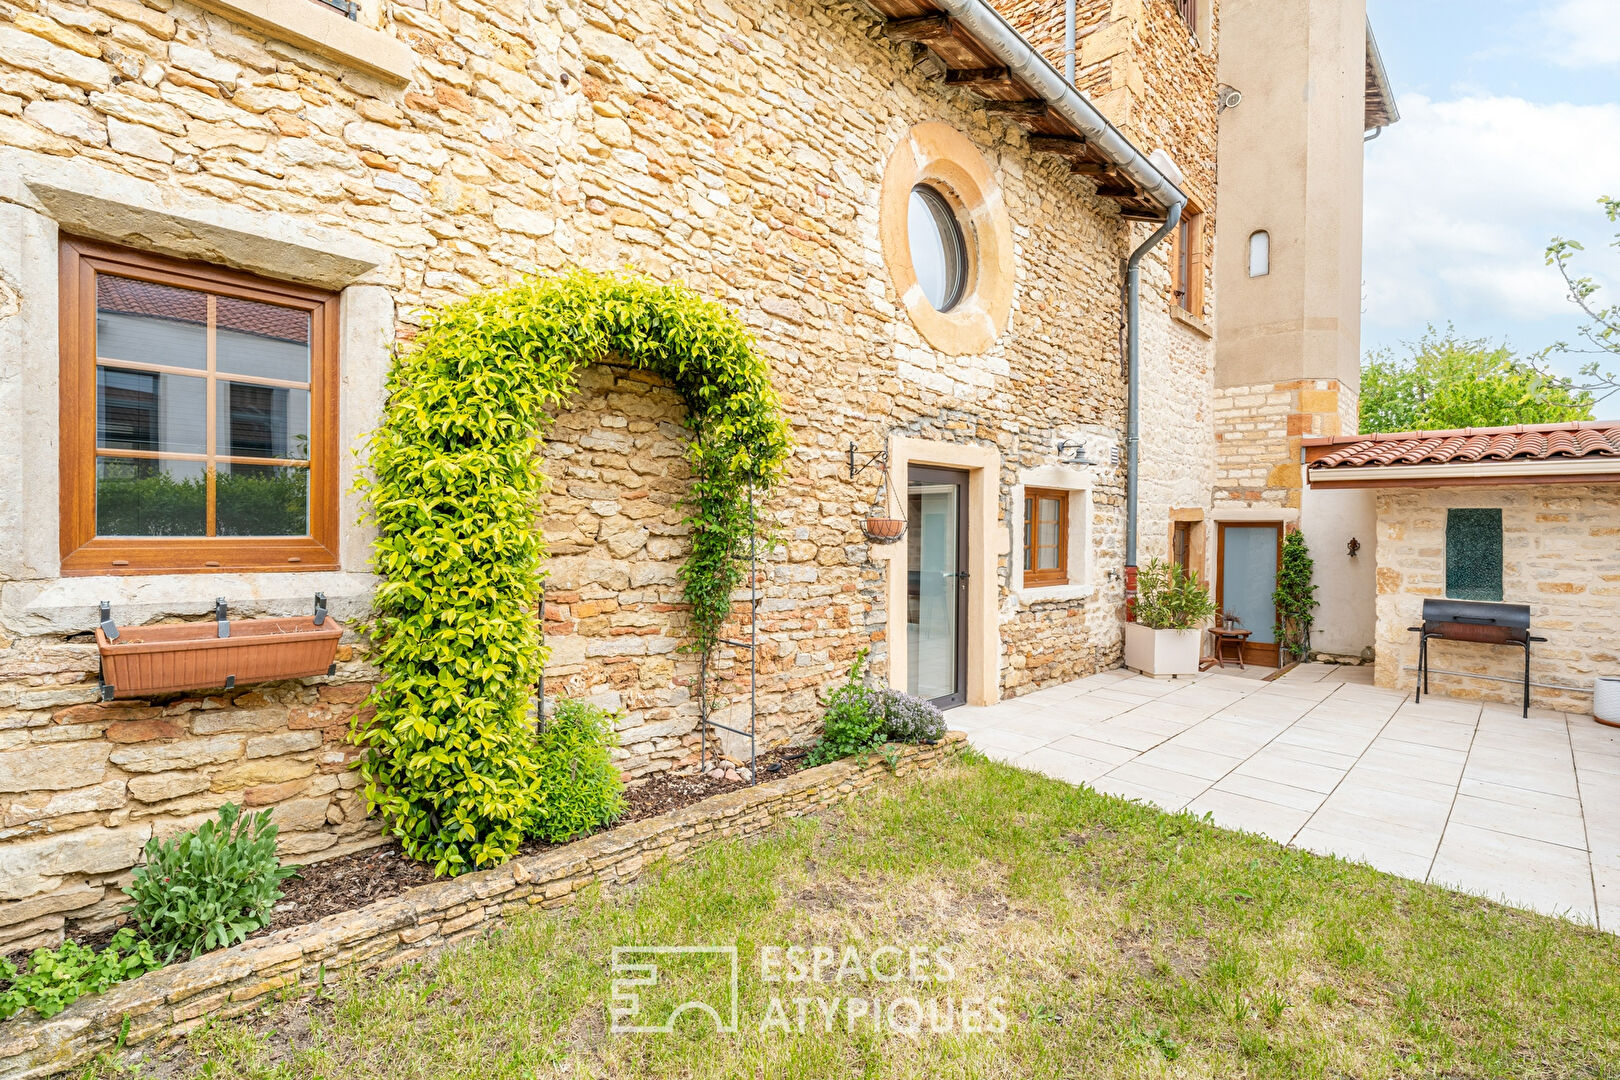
[1306,421,1620,470]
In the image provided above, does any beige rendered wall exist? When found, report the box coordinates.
[1213,0,1367,391]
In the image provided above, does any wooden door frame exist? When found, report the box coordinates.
[907,465,969,710]
[1215,521,1283,668]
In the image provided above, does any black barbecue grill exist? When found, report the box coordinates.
[1408,598,1545,717]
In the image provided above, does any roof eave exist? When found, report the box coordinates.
[1364,19,1398,132]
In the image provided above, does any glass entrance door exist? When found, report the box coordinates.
[1217,523,1282,667]
[906,467,968,709]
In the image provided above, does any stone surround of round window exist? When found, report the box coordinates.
[880,123,1014,355]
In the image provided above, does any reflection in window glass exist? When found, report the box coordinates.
[95,456,206,536]
[96,368,207,454]
[92,272,314,540]
[216,463,309,537]
[96,276,207,370]
[216,296,311,382]
[907,185,968,312]
[216,382,310,460]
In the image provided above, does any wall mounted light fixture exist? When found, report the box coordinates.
[1057,440,1098,467]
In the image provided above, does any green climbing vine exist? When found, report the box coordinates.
[1273,528,1319,662]
[356,270,791,876]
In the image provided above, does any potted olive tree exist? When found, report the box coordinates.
[1124,558,1218,677]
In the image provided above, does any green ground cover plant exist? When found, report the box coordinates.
[123,803,296,960]
[359,270,791,876]
[0,929,160,1020]
[135,758,1620,1079]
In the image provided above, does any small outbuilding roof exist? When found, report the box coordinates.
[1303,420,1620,489]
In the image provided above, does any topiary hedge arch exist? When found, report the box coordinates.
[357,270,792,875]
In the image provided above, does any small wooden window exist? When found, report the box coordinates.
[1023,488,1069,587]
[1171,520,1194,570]
[59,237,340,575]
[1176,0,1198,33]
[1170,204,1206,316]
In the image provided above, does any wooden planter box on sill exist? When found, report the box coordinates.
[96,616,344,698]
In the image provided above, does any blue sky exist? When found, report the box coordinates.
[1361,0,1620,382]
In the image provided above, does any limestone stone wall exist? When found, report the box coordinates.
[1213,378,1350,510]
[1373,484,1620,713]
[0,735,964,1080]
[0,0,1219,936]
[0,673,378,954]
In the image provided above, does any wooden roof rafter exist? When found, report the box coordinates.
[866,0,1164,218]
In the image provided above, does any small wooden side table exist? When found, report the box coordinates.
[1207,622,1252,670]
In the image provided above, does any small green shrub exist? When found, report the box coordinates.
[1273,528,1319,661]
[123,803,296,960]
[806,649,885,766]
[1133,558,1218,630]
[0,928,162,1020]
[876,688,945,744]
[526,698,627,843]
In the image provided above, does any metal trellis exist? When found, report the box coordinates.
[699,478,758,783]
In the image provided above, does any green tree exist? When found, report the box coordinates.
[1543,195,1620,407]
[1359,325,1594,434]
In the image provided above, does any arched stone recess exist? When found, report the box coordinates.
[359,270,792,875]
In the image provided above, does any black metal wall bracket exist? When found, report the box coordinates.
[99,601,119,642]
[313,592,328,626]
[847,442,888,481]
[215,597,230,638]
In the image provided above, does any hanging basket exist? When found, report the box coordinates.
[858,456,907,544]
[862,516,906,544]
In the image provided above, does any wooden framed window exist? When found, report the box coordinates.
[1170,203,1206,316]
[59,237,340,575]
[1022,488,1069,587]
[1175,0,1197,33]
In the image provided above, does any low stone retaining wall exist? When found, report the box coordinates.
[0,734,965,1079]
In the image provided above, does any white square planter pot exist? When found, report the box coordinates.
[1124,623,1203,678]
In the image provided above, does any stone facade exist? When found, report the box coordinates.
[0,735,964,1080]
[0,0,1219,937]
[1214,378,1354,510]
[1373,484,1620,713]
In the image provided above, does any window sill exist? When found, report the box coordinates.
[1011,582,1095,607]
[1170,305,1213,338]
[1,571,376,636]
[188,0,415,84]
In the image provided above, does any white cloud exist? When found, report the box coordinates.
[1541,0,1620,68]
[1362,92,1620,357]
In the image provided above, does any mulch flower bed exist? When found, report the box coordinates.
[263,748,806,932]
[4,750,811,973]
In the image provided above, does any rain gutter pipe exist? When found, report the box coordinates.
[1124,200,1183,598]
[931,0,1185,209]
[927,0,1188,613]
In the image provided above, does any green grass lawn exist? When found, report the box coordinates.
[117,756,1620,1079]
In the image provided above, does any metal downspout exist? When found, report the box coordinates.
[1063,0,1075,83]
[1124,199,1185,612]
